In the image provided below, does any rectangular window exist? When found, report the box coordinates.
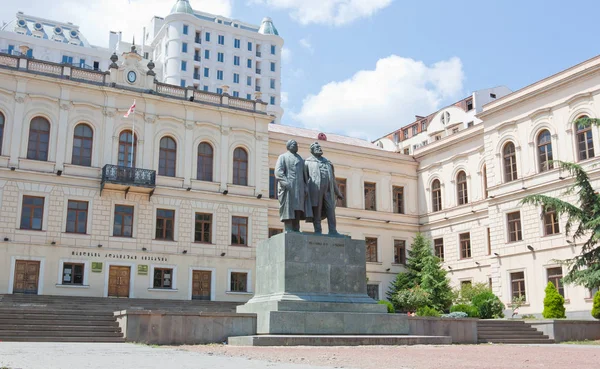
[194,213,212,243]
[394,240,406,265]
[270,78,276,89]
[182,43,188,53]
[217,52,224,62]
[233,73,239,83]
[62,55,73,64]
[507,211,523,242]
[487,228,491,255]
[231,216,248,246]
[246,93,252,100]
[217,70,223,80]
[544,207,560,236]
[434,238,444,261]
[403,148,410,155]
[113,205,134,237]
[20,196,44,230]
[247,59,252,68]
[269,168,278,199]
[367,284,379,300]
[218,35,225,45]
[271,45,276,55]
[180,79,186,87]
[183,24,189,35]
[233,91,239,97]
[270,96,275,105]
[205,32,211,42]
[421,121,427,131]
[153,268,173,289]
[234,38,240,48]
[204,49,210,59]
[155,209,174,241]
[248,42,252,51]
[247,76,252,86]
[403,129,409,138]
[204,86,209,92]
[366,237,378,262]
[547,267,564,297]
[270,62,275,72]
[336,178,347,207]
[393,186,404,214]
[364,182,377,211]
[217,88,223,94]
[268,228,282,237]
[204,67,209,77]
[234,56,240,66]
[66,200,88,234]
[460,232,471,259]
[412,126,418,135]
[510,271,526,301]
[195,31,201,43]
[466,98,473,111]
[62,263,84,285]
[181,60,187,71]
[467,121,474,127]
[230,272,248,292]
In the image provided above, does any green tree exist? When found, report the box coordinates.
[388,233,453,312]
[521,118,600,289]
[542,282,566,319]
[592,291,600,320]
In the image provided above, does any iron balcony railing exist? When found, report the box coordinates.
[256,51,262,58]
[195,37,201,44]
[193,73,201,79]
[256,68,261,74]
[101,165,156,188]
[194,55,201,62]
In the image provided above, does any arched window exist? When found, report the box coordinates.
[72,123,93,167]
[232,147,248,186]
[576,116,594,161]
[0,112,4,155]
[482,164,489,199]
[27,117,50,161]
[197,142,214,181]
[431,179,442,212]
[503,142,518,182]
[158,136,177,177]
[457,171,468,205]
[537,130,553,172]
[118,130,136,167]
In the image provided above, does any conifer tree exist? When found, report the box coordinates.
[542,282,566,319]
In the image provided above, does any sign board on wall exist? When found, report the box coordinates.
[91,262,103,273]
[138,265,148,275]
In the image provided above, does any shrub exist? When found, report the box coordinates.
[453,282,492,305]
[378,300,395,314]
[592,291,600,320]
[450,303,479,318]
[416,306,441,317]
[521,314,536,319]
[392,285,431,313]
[542,282,566,319]
[472,291,505,319]
[441,312,468,318]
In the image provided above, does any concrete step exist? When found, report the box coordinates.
[478,332,545,338]
[0,336,126,342]
[0,325,121,332]
[0,319,119,326]
[0,308,115,315]
[0,314,116,321]
[478,338,555,344]
[477,327,540,332]
[228,335,453,346]
[0,330,123,337]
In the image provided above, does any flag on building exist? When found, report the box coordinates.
[124,100,136,118]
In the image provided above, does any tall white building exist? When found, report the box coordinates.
[0,0,284,123]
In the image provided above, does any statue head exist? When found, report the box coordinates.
[310,142,323,157]
[286,139,298,153]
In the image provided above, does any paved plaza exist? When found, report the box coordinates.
[1,342,599,369]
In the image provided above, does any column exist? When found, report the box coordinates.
[142,114,156,169]
[220,126,231,190]
[55,100,72,170]
[9,94,26,167]
[183,121,194,186]
[102,108,116,165]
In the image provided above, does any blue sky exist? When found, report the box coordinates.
[2,0,599,140]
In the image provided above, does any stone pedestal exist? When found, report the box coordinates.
[237,233,408,335]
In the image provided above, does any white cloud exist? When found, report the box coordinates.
[299,38,314,53]
[280,91,289,107]
[0,0,232,48]
[281,47,292,63]
[293,56,464,140]
[251,0,392,26]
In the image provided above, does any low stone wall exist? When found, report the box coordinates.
[114,310,256,345]
[526,320,600,342]
[408,316,478,344]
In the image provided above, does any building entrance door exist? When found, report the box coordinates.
[108,266,131,298]
[13,260,40,294]
[192,270,211,300]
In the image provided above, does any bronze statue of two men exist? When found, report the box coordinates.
[274,140,344,236]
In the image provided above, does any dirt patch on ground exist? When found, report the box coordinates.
[178,344,600,369]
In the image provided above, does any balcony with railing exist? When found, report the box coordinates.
[256,68,261,75]
[195,37,201,44]
[256,51,262,58]
[255,86,261,92]
[101,165,156,198]
[193,73,201,80]
[194,55,201,62]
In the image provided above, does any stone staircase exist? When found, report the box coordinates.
[0,294,241,342]
[477,320,554,344]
